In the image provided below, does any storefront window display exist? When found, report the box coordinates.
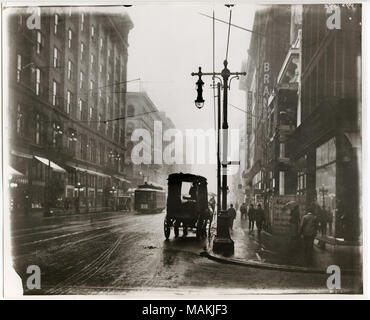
[315,137,336,238]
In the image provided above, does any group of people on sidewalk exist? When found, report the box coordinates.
[223,199,322,263]
[240,203,265,235]
[209,194,324,262]
[221,202,266,235]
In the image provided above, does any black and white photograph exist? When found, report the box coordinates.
[1,1,364,297]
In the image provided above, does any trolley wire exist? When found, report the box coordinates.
[225,8,233,61]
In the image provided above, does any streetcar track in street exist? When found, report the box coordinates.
[47,232,127,294]
[11,214,127,238]
[16,221,126,247]
[12,231,116,262]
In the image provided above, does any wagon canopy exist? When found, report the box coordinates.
[166,172,208,219]
[167,172,207,185]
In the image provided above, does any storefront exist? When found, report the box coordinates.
[10,150,67,212]
[65,162,113,213]
[287,132,360,242]
[315,137,336,238]
[285,82,361,241]
[8,166,28,213]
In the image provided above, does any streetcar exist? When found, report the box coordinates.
[134,182,166,213]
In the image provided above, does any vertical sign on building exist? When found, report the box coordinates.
[247,91,253,135]
[263,61,270,111]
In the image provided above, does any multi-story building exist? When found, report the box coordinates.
[230,123,246,208]
[240,5,292,226]
[286,4,361,242]
[242,4,361,242]
[125,92,178,188]
[7,7,133,214]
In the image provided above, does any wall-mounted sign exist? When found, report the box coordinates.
[247,91,253,135]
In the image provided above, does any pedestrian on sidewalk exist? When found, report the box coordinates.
[227,204,237,230]
[289,204,300,238]
[209,195,216,214]
[300,211,318,264]
[126,197,132,212]
[319,208,332,236]
[247,204,256,231]
[240,202,248,220]
[255,203,265,235]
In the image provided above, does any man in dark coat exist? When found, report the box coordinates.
[240,202,248,220]
[247,204,256,231]
[227,204,237,230]
[300,211,318,264]
[255,204,265,235]
[189,182,197,200]
[209,196,216,213]
[290,205,300,238]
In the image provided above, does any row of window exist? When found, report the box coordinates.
[16,55,123,100]
[15,102,122,158]
[17,10,124,59]
[76,135,122,169]
[16,106,44,144]
[16,55,122,126]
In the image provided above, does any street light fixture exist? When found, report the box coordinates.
[68,129,77,142]
[194,67,205,109]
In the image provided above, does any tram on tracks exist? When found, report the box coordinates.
[134,182,166,214]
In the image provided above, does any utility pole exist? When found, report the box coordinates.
[217,82,221,216]
[192,60,246,255]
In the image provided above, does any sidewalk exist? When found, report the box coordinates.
[207,217,362,274]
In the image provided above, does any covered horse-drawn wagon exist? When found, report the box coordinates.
[164,173,211,240]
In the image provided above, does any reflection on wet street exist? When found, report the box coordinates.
[10,211,361,295]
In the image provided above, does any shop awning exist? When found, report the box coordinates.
[11,150,33,159]
[66,163,111,178]
[9,166,24,177]
[34,156,66,173]
[113,175,131,183]
[344,132,361,148]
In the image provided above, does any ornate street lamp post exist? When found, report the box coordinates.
[191,60,246,255]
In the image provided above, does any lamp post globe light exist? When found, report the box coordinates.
[194,67,205,109]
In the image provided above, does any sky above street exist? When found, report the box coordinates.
[125,3,259,192]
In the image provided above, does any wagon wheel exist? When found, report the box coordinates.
[164,218,171,239]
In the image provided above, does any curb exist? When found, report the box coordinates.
[200,250,359,275]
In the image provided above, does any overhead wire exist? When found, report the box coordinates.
[225,8,233,61]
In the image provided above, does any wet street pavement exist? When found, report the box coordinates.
[10,211,362,295]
